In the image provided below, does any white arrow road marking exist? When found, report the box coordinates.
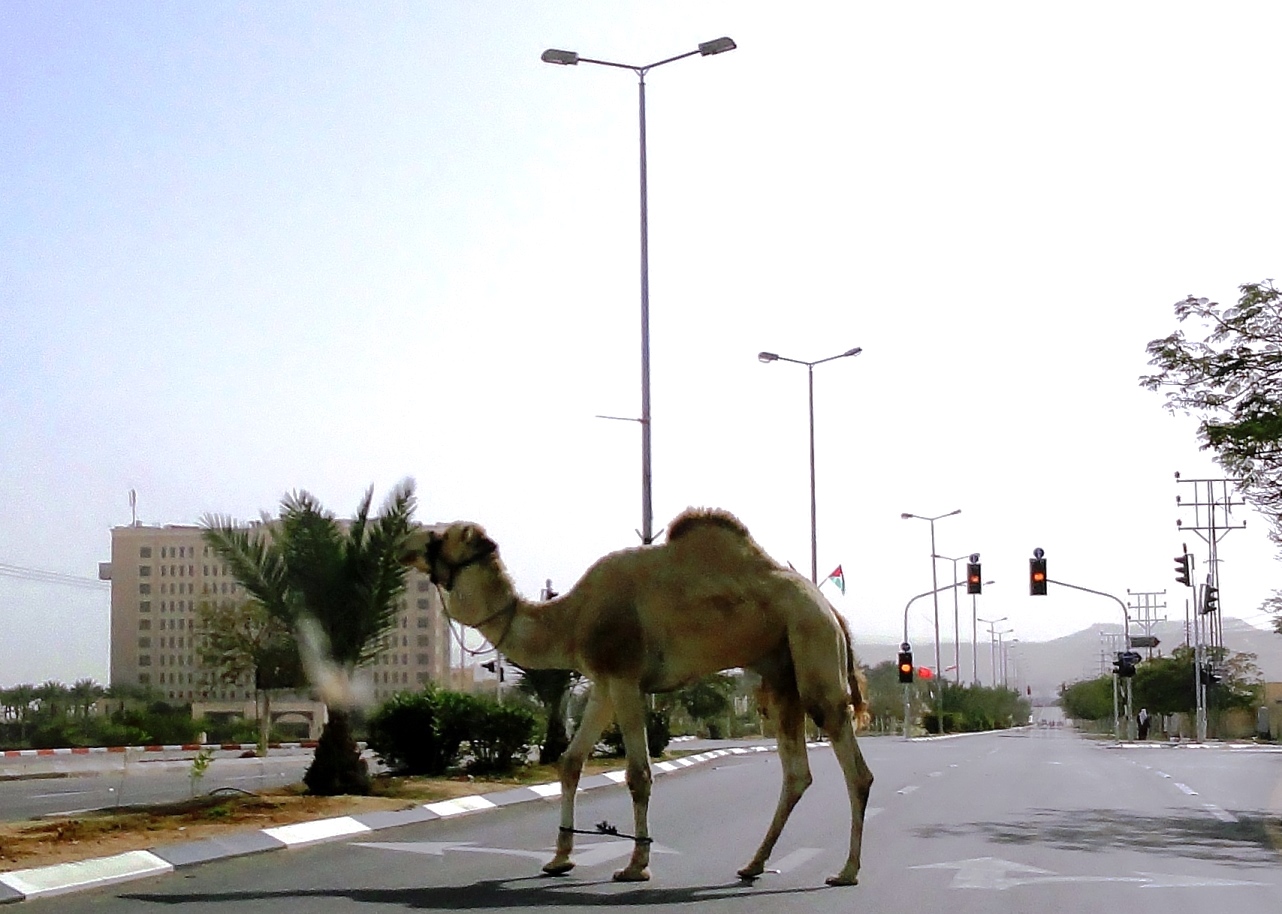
[353,840,677,868]
[913,857,1055,889]
[766,848,823,874]
[912,857,1266,890]
[896,785,919,795]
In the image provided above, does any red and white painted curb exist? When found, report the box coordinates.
[1,742,317,759]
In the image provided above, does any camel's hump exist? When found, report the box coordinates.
[666,507,751,542]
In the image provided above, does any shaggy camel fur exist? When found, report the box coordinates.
[399,507,874,886]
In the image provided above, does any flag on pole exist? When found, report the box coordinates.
[825,565,846,595]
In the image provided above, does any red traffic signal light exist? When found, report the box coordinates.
[897,651,914,683]
[966,561,982,594]
[1029,554,1047,596]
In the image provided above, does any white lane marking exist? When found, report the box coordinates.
[927,771,943,778]
[897,785,919,795]
[26,790,93,799]
[1203,803,1237,823]
[912,857,1265,891]
[769,848,823,874]
[1174,783,1199,796]
[865,806,884,819]
[1156,771,1172,779]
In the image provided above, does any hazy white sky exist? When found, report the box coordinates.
[3,1,1281,687]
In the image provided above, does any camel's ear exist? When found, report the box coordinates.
[458,524,497,559]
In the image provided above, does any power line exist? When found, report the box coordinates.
[0,563,109,591]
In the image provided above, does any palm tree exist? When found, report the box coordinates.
[5,684,36,745]
[33,680,69,719]
[202,480,417,795]
[514,668,580,764]
[69,679,106,718]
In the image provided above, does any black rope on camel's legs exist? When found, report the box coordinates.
[560,822,653,844]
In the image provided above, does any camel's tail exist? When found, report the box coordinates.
[835,612,872,731]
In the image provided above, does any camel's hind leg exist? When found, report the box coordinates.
[737,691,811,880]
[821,714,874,886]
[608,681,654,882]
[543,685,614,876]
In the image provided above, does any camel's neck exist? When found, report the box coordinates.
[447,560,575,670]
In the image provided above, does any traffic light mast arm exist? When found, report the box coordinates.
[1045,578,1131,643]
[902,579,974,645]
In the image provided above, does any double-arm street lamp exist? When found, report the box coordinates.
[759,347,863,583]
[902,509,961,726]
[542,37,737,545]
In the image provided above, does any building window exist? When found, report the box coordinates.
[139,619,151,630]
[140,565,151,577]
[416,672,429,683]
[416,653,429,665]
[139,655,152,666]
[139,583,151,595]
[138,637,151,648]
[417,598,430,610]
[139,601,151,613]
[416,617,429,628]
[417,635,431,647]
[140,546,152,558]
[417,580,431,592]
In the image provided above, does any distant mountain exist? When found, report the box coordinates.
[855,617,1281,700]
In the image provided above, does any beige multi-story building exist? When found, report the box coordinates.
[100,522,453,704]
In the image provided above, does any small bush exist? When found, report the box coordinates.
[464,700,537,775]
[599,709,671,759]
[367,688,465,776]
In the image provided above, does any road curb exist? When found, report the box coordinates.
[0,742,796,904]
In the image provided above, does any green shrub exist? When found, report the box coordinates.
[464,700,537,775]
[367,688,465,776]
[599,709,671,759]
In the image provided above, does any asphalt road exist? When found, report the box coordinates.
[0,751,318,821]
[17,729,1282,912]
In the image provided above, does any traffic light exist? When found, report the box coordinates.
[897,651,914,683]
[1112,653,1123,677]
[1029,553,1047,596]
[1174,553,1191,587]
[966,561,982,594]
[1202,584,1219,614]
[1119,652,1139,678]
[1199,662,1222,686]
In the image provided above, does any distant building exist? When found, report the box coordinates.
[99,522,453,704]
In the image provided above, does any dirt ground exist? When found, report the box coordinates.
[0,759,628,874]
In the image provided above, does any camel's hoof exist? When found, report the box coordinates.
[825,871,859,886]
[612,867,651,882]
[542,859,575,876]
[737,863,765,880]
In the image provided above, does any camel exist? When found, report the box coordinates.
[399,507,874,886]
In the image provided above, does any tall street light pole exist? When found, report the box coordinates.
[542,37,737,545]
[902,509,961,729]
[758,347,863,583]
[935,552,974,684]
[978,616,1008,687]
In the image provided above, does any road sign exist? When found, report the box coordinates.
[1128,635,1160,649]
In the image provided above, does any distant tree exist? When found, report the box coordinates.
[202,480,417,795]
[7,684,36,743]
[33,681,69,719]
[197,598,300,755]
[1059,676,1115,723]
[68,679,105,718]
[1141,281,1282,542]
[512,667,579,764]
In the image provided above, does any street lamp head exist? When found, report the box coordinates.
[945,508,962,518]
[842,346,863,358]
[900,512,915,520]
[698,36,737,56]
[541,48,579,65]
[757,351,779,363]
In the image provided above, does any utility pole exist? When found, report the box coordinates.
[1175,472,1244,657]
[1126,589,1167,660]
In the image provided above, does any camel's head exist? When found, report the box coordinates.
[399,522,497,591]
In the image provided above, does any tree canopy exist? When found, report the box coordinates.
[1141,280,1282,633]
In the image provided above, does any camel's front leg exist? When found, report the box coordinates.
[543,685,613,876]
[738,694,810,880]
[610,683,653,882]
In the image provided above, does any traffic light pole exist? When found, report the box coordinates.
[1046,578,1134,740]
